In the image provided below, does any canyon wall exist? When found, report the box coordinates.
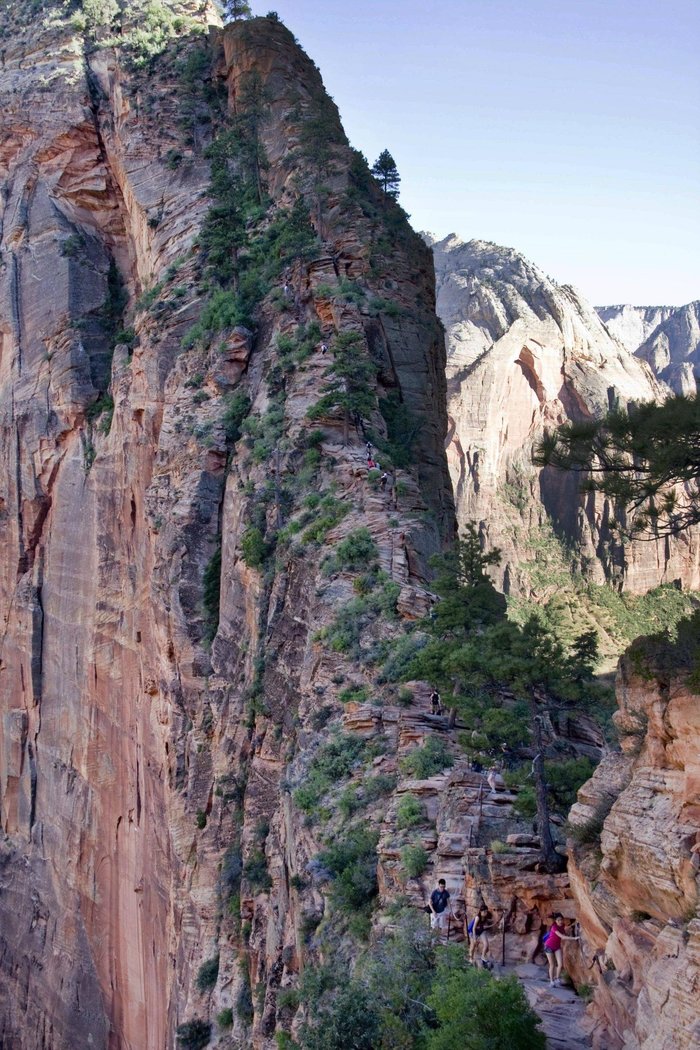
[568,650,700,1050]
[598,302,700,395]
[0,7,453,1048]
[431,233,700,596]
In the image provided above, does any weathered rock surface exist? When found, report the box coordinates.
[596,305,676,356]
[429,233,700,594]
[598,302,700,395]
[0,9,453,1049]
[567,661,700,1050]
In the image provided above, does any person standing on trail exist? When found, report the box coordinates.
[320,341,328,354]
[429,879,451,940]
[543,912,579,986]
[469,904,498,967]
[380,471,389,491]
[430,688,442,715]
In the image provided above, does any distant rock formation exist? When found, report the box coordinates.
[598,302,700,395]
[596,304,675,355]
[428,233,700,594]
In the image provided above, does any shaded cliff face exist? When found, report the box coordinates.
[598,302,700,395]
[430,234,700,595]
[0,9,453,1049]
[568,659,700,1050]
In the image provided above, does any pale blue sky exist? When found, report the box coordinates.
[251,0,699,307]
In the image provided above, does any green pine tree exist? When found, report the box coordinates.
[224,0,252,21]
[371,149,401,198]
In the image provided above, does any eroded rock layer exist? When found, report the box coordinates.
[0,9,453,1048]
[568,661,700,1050]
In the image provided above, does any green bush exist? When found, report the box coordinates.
[241,526,268,568]
[222,391,251,443]
[401,843,428,878]
[317,826,379,913]
[216,1007,233,1028]
[196,955,219,992]
[176,1018,211,1050]
[195,810,207,830]
[293,734,366,813]
[277,988,301,1012]
[202,545,222,643]
[244,849,272,892]
[396,794,423,829]
[400,737,454,779]
[332,528,378,572]
[338,685,369,704]
[426,963,545,1049]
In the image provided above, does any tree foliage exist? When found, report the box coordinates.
[535,394,700,536]
[371,149,401,199]
[307,331,377,434]
[224,0,252,20]
[426,959,545,1050]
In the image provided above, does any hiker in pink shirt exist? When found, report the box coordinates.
[543,912,579,986]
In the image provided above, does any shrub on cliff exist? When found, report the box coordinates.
[400,737,453,779]
[426,959,545,1050]
[316,826,379,913]
[196,955,219,992]
[176,1018,211,1050]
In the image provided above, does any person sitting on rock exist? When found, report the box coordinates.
[429,878,451,940]
[430,688,442,715]
[543,912,579,986]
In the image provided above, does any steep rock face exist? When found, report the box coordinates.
[635,302,700,395]
[568,664,700,1050]
[596,305,675,356]
[0,9,453,1049]
[598,302,700,395]
[430,234,700,594]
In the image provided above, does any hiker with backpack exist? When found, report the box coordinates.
[543,912,580,986]
[429,879,451,940]
[430,688,442,715]
[468,904,499,967]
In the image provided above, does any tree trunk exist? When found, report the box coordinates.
[531,707,566,873]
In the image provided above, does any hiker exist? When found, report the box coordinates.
[368,458,376,470]
[430,688,442,715]
[543,912,579,986]
[380,471,389,491]
[429,879,451,940]
[500,741,515,770]
[468,904,498,966]
[320,341,328,354]
[366,441,373,454]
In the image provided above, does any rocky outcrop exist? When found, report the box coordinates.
[0,9,453,1049]
[429,234,700,594]
[635,302,700,395]
[567,661,700,1050]
[598,302,700,395]
[596,305,675,356]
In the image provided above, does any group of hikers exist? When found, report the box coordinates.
[365,441,390,491]
[428,880,579,985]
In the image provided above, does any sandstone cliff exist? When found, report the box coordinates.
[0,8,453,1048]
[430,233,700,596]
[596,305,675,356]
[568,646,700,1050]
[598,302,700,395]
